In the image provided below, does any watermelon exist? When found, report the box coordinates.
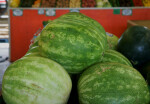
[2,56,72,104]
[101,49,132,67]
[38,12,107,74]
[117,26,150,70]
[106,32,119,50]
[78,62,150,104]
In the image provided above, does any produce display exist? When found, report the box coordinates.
[69,0,81,8]
[118,0,134,7]
[117,26,150,78]
[108,0,119,7]
[19,0,36,7]
[78,63,150,104]
[132,0,143,6]
[40,0,56,7]
[81,0,96,7]
[143,0,150,7]
[96,0,112,7]
[32,0,41,8]
[1,12,150,104]
[9,0,150,7]
[9,0,20,8]
[56,0,70,8]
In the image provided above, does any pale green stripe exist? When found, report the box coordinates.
[52,19,106,50]
[103,50,132,66]
[2,57,72,104]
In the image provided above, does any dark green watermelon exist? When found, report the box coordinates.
[117,26,150,71]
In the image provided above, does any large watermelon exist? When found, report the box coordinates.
[117,26,150,70]
[101,49,132,67]
[2,56,72,104]
[38,12,107,74]
[78,62,150,104]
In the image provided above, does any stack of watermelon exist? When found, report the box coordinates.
[116,26,150,88]
[1,12,150,104]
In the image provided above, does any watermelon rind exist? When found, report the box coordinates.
[38,12,107,74]
[78,62,150,104]
[2,56,72,104]
[101,49,133,67]
[106,32,119,50]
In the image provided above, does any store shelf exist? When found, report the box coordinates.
[0,15,8,18]
[8,6,150,9]
[0,17,8,36]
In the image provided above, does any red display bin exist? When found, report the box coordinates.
[9,8,150,62]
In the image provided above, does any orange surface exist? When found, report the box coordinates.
[10,8,150,62]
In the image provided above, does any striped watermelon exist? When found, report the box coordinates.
[38,12,107,74]
[106,32,119,50]
[78,62,150,104]
[101,49,132,67]
[2,56,72,104]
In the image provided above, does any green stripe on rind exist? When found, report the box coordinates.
[38,13,107,74]
[55,15,106,39]
[52,19,105,50]
[57,12,106,35]
[46,21,105,52]
[56,12,107,48]
[2,56,72,104]
[101,49,133,67]
[78,62,150,104]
